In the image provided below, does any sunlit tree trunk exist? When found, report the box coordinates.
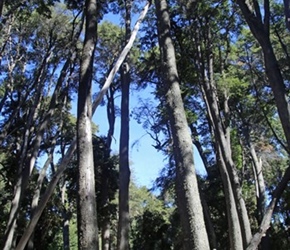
[156,0,210,249]
[77,0,98,249]
[200,70,244,249]
[61,183,70,250]
[14,52,79,250]
[26,152,54,250]
[245,131,269,249]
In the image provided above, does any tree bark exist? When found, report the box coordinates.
[0,0,4,18]
[246,165,290,250]
[15,140,77,250]
[200,192,218,250]
[117,1,131,249]
[155,0,210,249]
[61,183,70,250]
[217,145,244,250]
[76,0,98,249]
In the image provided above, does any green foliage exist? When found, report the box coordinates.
[129,184,175,250]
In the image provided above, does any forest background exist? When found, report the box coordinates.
[0,0,290,250]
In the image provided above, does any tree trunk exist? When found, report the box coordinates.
[236,2,290,247]
[246,165,290,250]
[117,1,131,249]
[77,0,98,249]
[155,0,210,249]
[14,140,77,250]
[217,145,244,250]
[62,183,70,250]
[0,0,4,18]
[100,87,116,250]
[248,143,270,250]
[200,74,244,249]
[27,151,54,250]
[102,218,111,250]
[200,192,218,250]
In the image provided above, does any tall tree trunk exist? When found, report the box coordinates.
[200,193,218,250]
[0,0,4,18]
[217,145,244,250]
[155,0,210,249]
[223,91,252,247]
[101,86,116,250]
[27,151,54,250]
[61,183,70,250]
[77,0,98,249]
[117,1,131,249]
[249,145,270,250]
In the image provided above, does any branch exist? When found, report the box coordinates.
[236,0,264,36]
[246,166,290,250]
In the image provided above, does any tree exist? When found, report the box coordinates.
[117,0,132,249]
[76,0,98,249]
[155,0,210,249]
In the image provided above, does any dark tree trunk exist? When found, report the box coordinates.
[101,86,116,250]
[117,1,131,249]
